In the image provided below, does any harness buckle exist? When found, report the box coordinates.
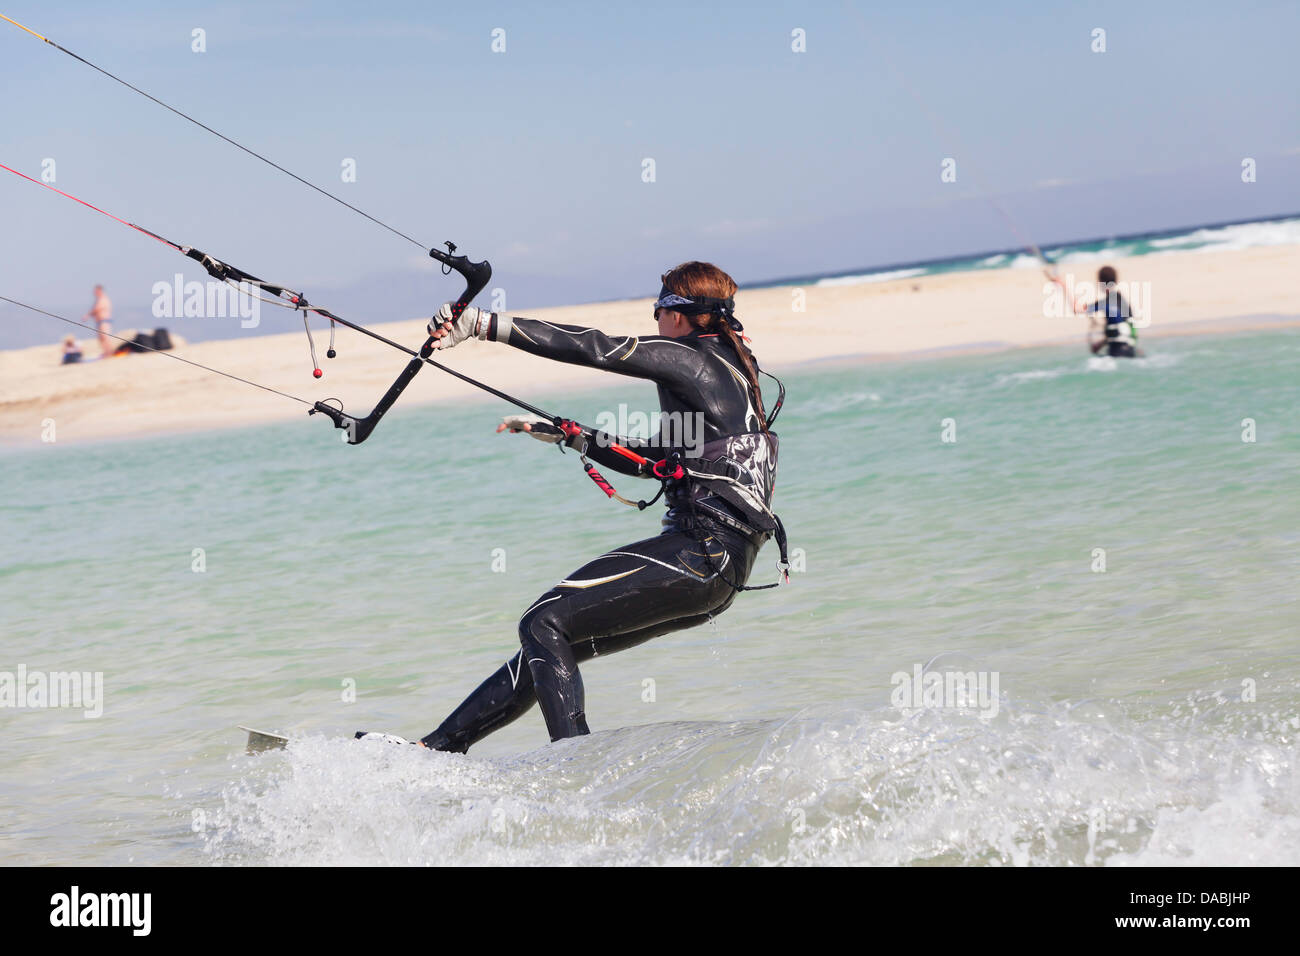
[651,453,684,481]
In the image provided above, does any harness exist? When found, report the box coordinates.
[565,369,791,592]
[1105,319,1136,345]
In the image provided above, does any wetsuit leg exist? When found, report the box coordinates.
[519,528,753,741]
[421,528,754,751]
[418,652,538,753]
[420,604,732,753]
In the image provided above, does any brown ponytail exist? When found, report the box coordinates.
[660,261,768,430]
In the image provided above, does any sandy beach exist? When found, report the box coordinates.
[2,243,1297,445]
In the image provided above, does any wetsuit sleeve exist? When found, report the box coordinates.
[484,314,703,477]
[485,315,706,391]
[568,425,653,477]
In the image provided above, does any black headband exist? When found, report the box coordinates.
[654,286,743,332]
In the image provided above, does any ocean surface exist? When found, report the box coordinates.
[759,213,1300,289]
[2,328,1298,866]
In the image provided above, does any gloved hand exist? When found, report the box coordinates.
[427,302,487,350]
[496,413,564,443]
[495,414,583,448]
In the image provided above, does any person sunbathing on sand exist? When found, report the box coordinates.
[60,334,83,364]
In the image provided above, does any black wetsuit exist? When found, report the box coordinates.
[420,316,781,752]
[1091,289,1137,358]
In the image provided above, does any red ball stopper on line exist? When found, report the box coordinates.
[313,368,323,378]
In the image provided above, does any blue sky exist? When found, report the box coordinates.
[2,0,1297,346]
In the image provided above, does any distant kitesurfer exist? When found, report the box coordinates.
[1085,266,1142,358]
[84,284,113,358]
[408,262,787,752]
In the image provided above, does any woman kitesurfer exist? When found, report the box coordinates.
[410,261,788,752]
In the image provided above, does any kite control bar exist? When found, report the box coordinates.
[311,243,492,444]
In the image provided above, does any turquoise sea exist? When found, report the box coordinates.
[761,214,1300,290]
[2,328,1297,865]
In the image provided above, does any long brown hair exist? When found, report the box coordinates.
[660,261,768,430]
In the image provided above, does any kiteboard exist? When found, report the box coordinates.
[239,726,289,753]
[239,726,410,754]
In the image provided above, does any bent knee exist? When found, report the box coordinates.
[518,598,568,651]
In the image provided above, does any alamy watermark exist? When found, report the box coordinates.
[592,404,706,457]
[0,665,104,718]
[152,275,261,328]
[1043,274,1153,327]
[49,886,150,936]
[890,663,1000,719]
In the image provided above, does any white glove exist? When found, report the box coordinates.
[428,303,487,350]
[498,413,566,443]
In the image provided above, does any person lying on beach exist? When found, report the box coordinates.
[60,335,83,364]
[1085,266,1143,358]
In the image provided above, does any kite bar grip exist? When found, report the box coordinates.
[312,243,491,445]
[421,244,492,359]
